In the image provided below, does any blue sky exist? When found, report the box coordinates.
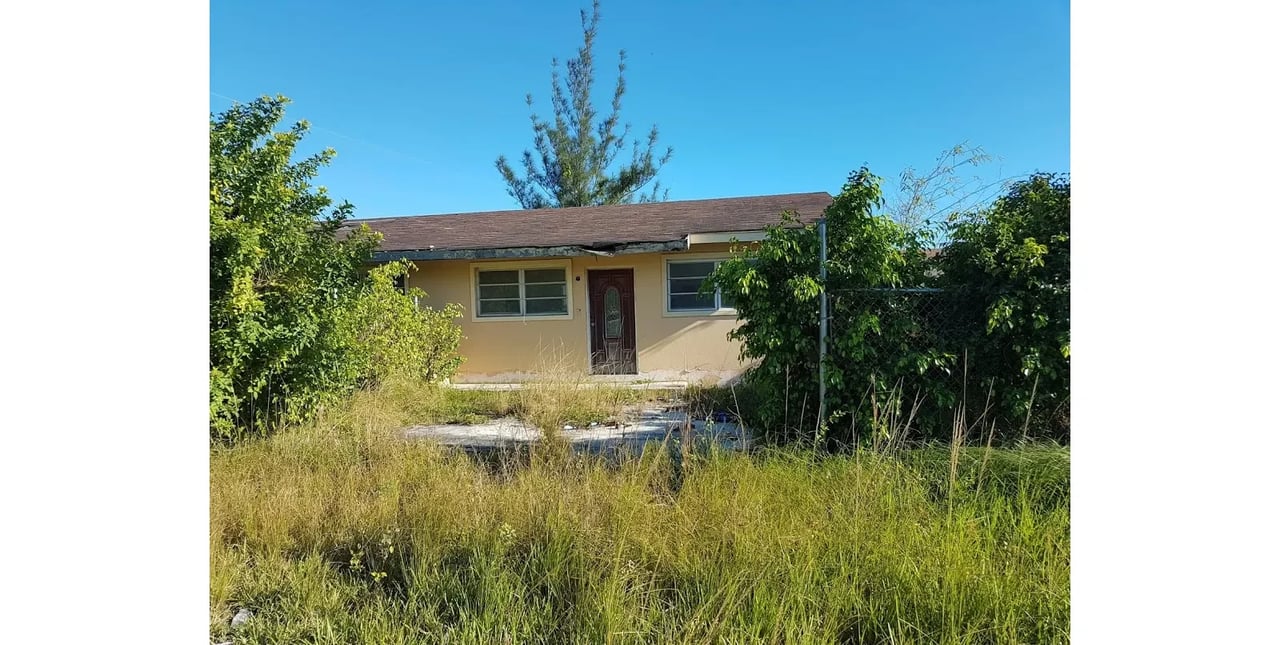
[211,0,1068,219]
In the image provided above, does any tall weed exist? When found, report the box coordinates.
[211,382,1069,643]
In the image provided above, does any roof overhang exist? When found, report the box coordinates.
[370,239,688,263]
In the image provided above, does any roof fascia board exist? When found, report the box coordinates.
[370,240,688,262]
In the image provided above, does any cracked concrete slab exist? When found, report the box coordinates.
[402,406,748,453]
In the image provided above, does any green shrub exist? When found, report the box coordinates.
[710,168,945,445]
[340,261,464,386]
[709,168,1070,446]
[938,174,1071,439]
[209,96,462,440]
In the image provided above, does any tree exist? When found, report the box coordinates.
[210,96,462,440]
[888,142,993,235]
[709,168,944,446]
[495,0,673,209]
[937,173,1071,439]
[709,168,1071,447]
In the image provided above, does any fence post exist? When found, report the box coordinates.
[818,217,828,428]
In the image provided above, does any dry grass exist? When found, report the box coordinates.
[507,353,656,432]
[210,379,1069,644]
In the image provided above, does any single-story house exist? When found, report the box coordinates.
[352,192,832,384]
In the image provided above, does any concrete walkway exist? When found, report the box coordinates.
[402,405,747,453]
[447,380,690,391]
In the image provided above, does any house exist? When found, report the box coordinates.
[353,192,832,384]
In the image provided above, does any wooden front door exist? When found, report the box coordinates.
[588,269,637,374]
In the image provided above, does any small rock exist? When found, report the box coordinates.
[588,421,599,427]
[562,424,574,431]
[231,608,253,630]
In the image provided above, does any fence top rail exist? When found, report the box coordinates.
[828,287,947,294]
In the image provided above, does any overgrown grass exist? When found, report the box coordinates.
[211,381,1069,644]
[361,369,661,432]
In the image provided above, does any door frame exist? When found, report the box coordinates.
[584,267,638,375]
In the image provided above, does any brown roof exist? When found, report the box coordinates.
[347,192,832,255]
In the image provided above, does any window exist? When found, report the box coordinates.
[475,267,569,317]
[666,259,734,313]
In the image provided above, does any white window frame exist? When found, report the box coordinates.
[470,259,573,322]
[663,254,737,317]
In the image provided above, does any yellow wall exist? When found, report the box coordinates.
[406,244,753,384]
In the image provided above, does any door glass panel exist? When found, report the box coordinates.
[604,286,623,339]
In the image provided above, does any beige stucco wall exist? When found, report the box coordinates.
[405,243,753,384]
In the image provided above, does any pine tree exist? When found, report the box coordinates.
[495,0,673,209]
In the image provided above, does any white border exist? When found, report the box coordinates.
[468,259,574,322]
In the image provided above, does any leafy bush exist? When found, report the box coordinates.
[340,261,464,387]
[710,169,1070,446]
[710,168,944,444]
[937,173,1071,439]
[210,96,462,440]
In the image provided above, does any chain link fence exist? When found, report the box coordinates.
[821,287,997,444]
